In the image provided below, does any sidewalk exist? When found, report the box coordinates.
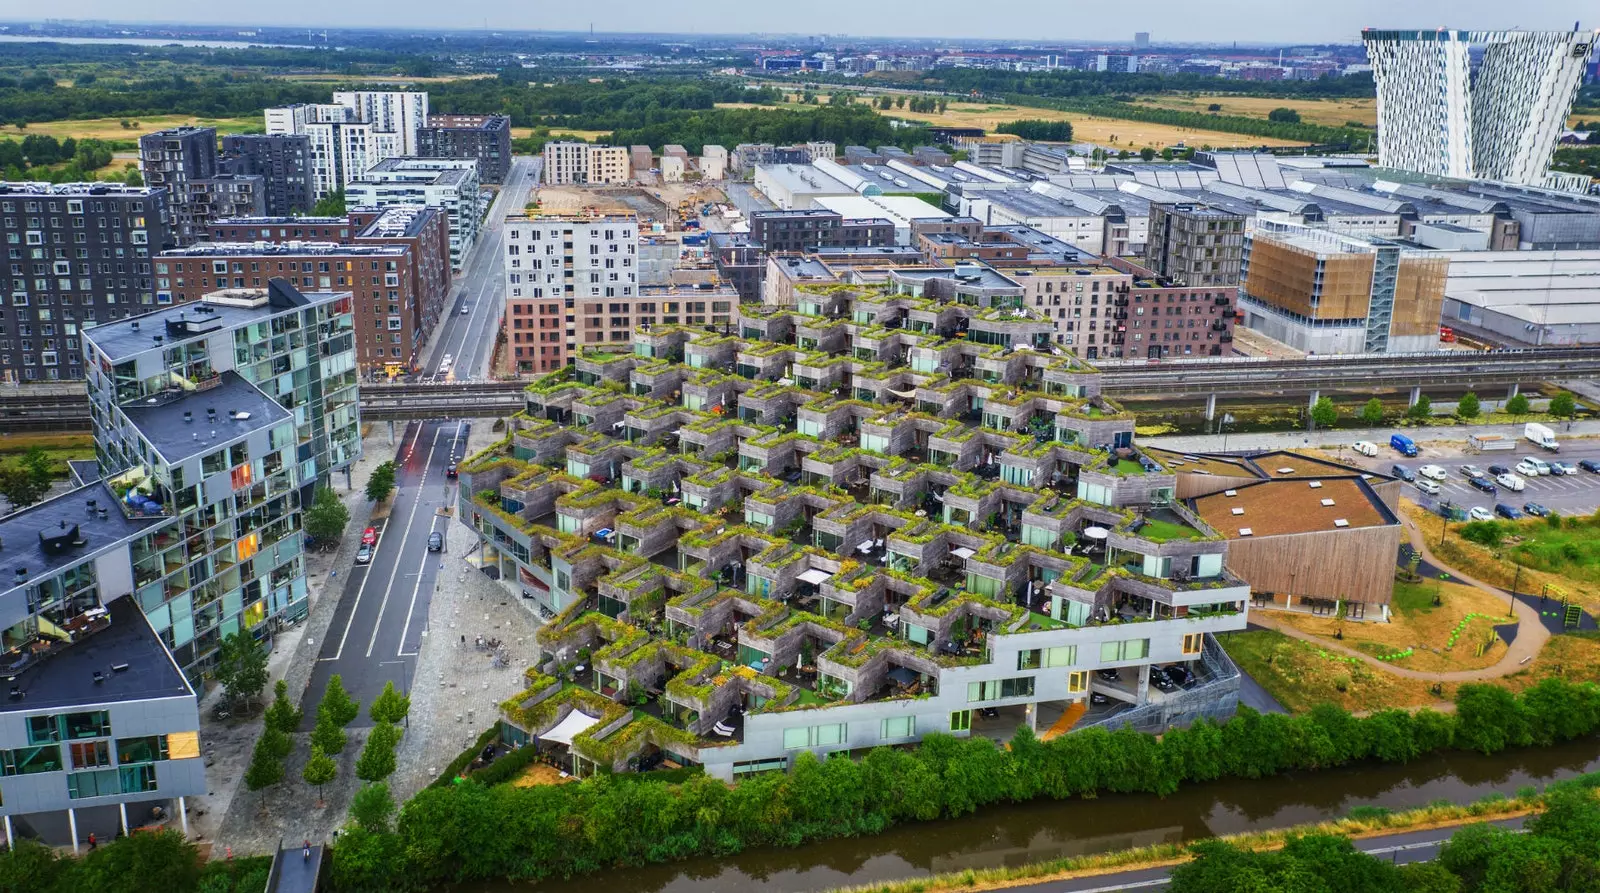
[1147,418,1600,454]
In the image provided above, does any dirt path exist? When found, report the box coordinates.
[1250,519,1551,684]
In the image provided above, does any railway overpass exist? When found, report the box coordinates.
[9,348,1600,430]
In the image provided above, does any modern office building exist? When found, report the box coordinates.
[1144,203,1246,287]
[218,134,313,217]
[461,282,1252,782]
[504,213,639,373]
[1239,221,1449,355]
[265,92,430,200]
[542,142,631,186]
[1361,28,1595,186]
[0,182,176,384]
[417,114,512,184]
[345,158,482,270]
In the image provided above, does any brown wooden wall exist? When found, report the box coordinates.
[1223,523,1400,606]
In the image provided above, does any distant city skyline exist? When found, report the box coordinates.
[12,1,1597,46]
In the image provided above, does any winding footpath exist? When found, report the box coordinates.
[1247,519,1551,683]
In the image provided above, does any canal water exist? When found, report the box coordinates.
[473,736,1600,893]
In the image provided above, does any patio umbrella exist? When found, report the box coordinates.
[886,666,918,687]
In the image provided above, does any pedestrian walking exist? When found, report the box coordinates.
[87,832,96,850]
[303,839,311,861]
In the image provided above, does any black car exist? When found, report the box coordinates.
[446,462,459,479]
[1150,668,1178,691]
[1581,459,1600,474]
[1096,668,1119,682]
[1494,503,1523,520]
[1468,476,1496,494]
[1164,665,1193,687]
[1523,502,1551,517]
[1390,464,1416,482]
[1488,464,1512,477]
[427,531,444,552]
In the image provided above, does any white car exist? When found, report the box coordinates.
[1351,440,1379,457]
[1496,472,1526,492]
[1515,458,1543,477]
[1414,478,1441,495]
[1418,464,1447,481]
[1469,506,1495,522]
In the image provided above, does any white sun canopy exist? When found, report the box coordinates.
[543,710,601,746]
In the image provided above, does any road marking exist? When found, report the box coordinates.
[396,419,464,656]
[447,161,527,377]
[363,425,447,659]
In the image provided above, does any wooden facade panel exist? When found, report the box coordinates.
[1222,524,1400,606]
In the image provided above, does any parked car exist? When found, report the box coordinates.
[1418,464,1447,480]
[1496,472,1526,492]
[1390,433,1419,457]
[1096,668,1119,681]
[1350,440,1379,457]
[1469,506,1495,522]
[1515,458,1545,477]
[1459,464,1485,479]
[1163,665,1193,687]
[1488,464,1512,477]
[1550,461,1577,476]
[1580,459,1600,473]
[461,304,471,315]
[1149,668,1177,691]
[1468,476,1496,494]
[355,543,374,564]
[427,531,444,552]
[1089,692,1110,705]
[361,526,378,545]
[1495,503,1524,520]
[1390,464,1416,482]
[1523,502,1551,517]
[1414,478,1441,495]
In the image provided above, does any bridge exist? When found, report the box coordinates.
[8,348,1600,430]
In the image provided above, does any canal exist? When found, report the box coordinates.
[481,736,1600,893]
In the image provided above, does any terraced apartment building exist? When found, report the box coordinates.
[458,275,1253,781]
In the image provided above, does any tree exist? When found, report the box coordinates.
[356,722,400,782]
[1406,394,1432,422]
[1268,107,1302,123]
[1311,396,1337,430]
[1456,391,1480,419]
[214,632,269,711]
[0,839,67,893]
[1207,102,1223,111]
[74,829,201,893]
[366,461,396,502]
[303,744,337,806]
[1549,391,1577,419]
[369,680,411,725]
[264,679,304,735]
[312,711,347,756]
[304,486,350,547]
[0,464,49,509]
[19,446,53,491]
[311,190,345,217]
[1505,393,1530,418]
[1139,146,1157,161]
[261,725,293,760]
[322,674,362,726]
[349,782,397,833]
[245,735,286,790]
[1360,397,1385,426]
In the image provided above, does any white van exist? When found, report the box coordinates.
[1496,472,1526,492]
[1351,440,1379,457]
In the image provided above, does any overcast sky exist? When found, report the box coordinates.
[22,1,1598,44]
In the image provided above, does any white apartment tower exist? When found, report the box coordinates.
[541,142,632,186]
[503,214,639,371]
[265,91,429,199]
[1363,28,1596,187]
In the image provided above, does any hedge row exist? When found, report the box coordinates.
[326,679,1600,891]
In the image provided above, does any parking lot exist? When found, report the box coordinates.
[1347,436,1600,518]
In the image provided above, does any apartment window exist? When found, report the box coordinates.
[1017,649,1042,671]
[2,744,62,775]
[879,716,915,740]
[949,710,972,732]
[1044,645,1077,668]
[67,767,121,799]
[1099,639,1149,662]
[1067,671,1088,694]
[1182,633,1203,656]
[782,723,846,750]
[967,677,1035,702]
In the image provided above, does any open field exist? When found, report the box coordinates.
[1401,502,1600,615]
[1269,579,1513,674]
[0,114,260,141]
[1136,94,1377,128]
[0,432,94,480]
[1216,628,1450,713]
[715,99,1305,149]
[1498,630,1600,692]
[511,127,611,142]
[269,73,495,84]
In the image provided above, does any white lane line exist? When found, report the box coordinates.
[396,419,464,656]
[449,159,528,377]
[364,425,447,659]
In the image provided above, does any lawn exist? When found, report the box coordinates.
[1267,578,1513,674]
[1499,631,1600,693]
[1402,502,1600,615]
[1137,95,1377,128]
[1136,518,1204,542]
[0,114,262,141]
[1217,629,1451,713]
[0,432,94,480]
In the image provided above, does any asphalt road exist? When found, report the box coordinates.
[1346,438,1600,518]
[1004,817,1526,892]
[422,154,540,382]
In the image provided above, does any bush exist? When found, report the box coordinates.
[1459,520,1505,547]
[464,741,540,786]
[1267,107,1302,123]
[431,723,503,788]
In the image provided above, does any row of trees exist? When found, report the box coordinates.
[1171,784,1600,893]
[321,679,1600,890]
[1308,391,1579,430]
[0,829,270,893]
[998,119,1075,141]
